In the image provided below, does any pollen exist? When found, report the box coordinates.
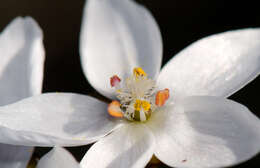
[133,67,147,78]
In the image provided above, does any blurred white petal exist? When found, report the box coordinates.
[80,0,162,98]
[0,144,33,168]
[0,16,45,168]
[0,93,122,146]
[37,147,80,168]
[0,16,45,105]
[80,123,154,168]
[147,96,260,168]
[158,29,260,98]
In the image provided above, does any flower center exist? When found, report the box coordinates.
[108,67,169,122]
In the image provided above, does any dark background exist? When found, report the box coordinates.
[0,0,259,167]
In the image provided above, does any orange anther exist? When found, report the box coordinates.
[155,88,170,107]
[107,100,124,118]
[110,75,121,87]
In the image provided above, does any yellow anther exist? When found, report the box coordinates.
[108,100,124,118]
[134,99,151,112]
[141,100,151,111]
[134,99,142,111]
[133,67,147,77]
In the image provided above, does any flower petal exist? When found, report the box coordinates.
[147,96,260,168]
[0,93,123,146]
[80,123,155,168]
[80,0,162,99]
[37,147,80,168]
[0,16,45,105]
[0,144,33,168]
[158,29,260,98]
[0,17,44,167]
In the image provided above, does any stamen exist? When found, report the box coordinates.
[107,100,123,118]
[134,99,142,111]
[155,88,170,107]
[108,67,170,122]
[110,75,121,87]
[134,99,151,112]
[132,99,152,122]
[133,67,147,78]
[141,100,151,112]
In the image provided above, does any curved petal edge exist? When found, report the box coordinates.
[159,28,260,98]
[80,0,162,99]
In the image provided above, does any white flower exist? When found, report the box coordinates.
[0,17,45,167]
[37,147,80,168]
[0,0,259,168]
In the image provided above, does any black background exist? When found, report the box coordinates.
[0,0,259,167]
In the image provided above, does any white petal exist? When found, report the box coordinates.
[0,144,33,168]
[80,123,155,168]
[0,17,44,167]
[37,147,80,168]
[158,29,260,98]
[80,0,162,98]
[0,93,123,146]
[0,17,45,105]
[147,96,260,168]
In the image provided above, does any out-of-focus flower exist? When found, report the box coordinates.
[0,17,44,168]
[37,147,80,168]
[0,0,259,168]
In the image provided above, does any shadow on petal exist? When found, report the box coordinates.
[62,95,122,141]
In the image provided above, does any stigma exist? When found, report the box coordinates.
[108,67,169,122]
